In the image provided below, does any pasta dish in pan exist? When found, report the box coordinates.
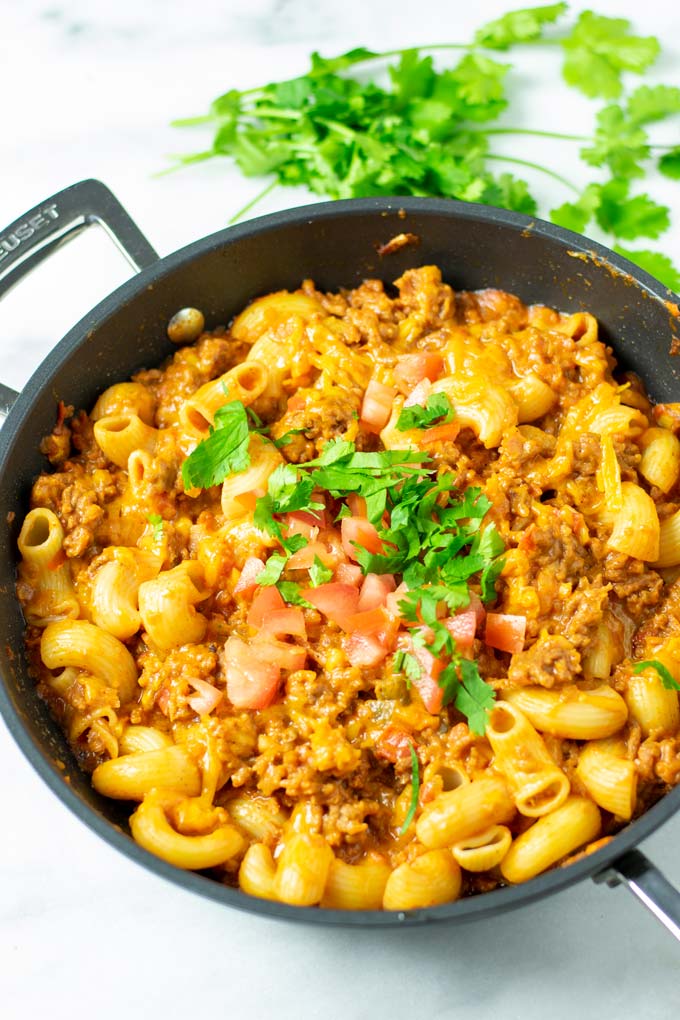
[16,266,680,910]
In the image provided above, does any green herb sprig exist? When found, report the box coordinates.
[398,744,421,836]
[181,400,252,490]
[169,4,680,289]
[396,393,455,432]
[632,659,680,691]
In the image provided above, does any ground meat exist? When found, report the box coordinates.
[137,334,249,428]
[508,634,581,688]
[560,577,610,650]
[631,576,680,657]
[603,553,664,618]
[39,401,73,466]
[30,462,122,557]
[394,266,456,336]
[270,386,363,462]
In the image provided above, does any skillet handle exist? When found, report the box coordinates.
[0,179,159,423]
[595,848,680,942]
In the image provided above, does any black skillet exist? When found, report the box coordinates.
[1,179,679,936]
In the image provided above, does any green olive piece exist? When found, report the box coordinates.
[167,307,205,344]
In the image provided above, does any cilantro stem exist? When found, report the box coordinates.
[480,127,591,143]
[228,178,278,225]
[398,744,420,836]
[486,153,580,194]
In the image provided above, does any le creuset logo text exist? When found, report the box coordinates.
[0,204,59,262]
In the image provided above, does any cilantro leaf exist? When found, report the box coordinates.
[632,659,680,691]
[594,180,670,241]
[276,581,313,608]
[147,513,164,542]
[561,12,660,99]
[445,54,510,122]
[308,47,378,76]
[480,558,506,603]
[257,553,288,586]
[627,84,680,125]
[488,173,538,216]
[181,401,251,490]
[273,428,306,448]
[402,652,422,688]
[613,247,680,292]
[389,50,436,106]
[474,2,567,50]
[396,393,454,431]
[659,147,680,182]
[398,744,420,836]
[455,660,496,735]
[309,556,333,587]
[580,105,649,180]
[550,183,602,233]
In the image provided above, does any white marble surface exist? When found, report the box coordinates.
[1,1,680,1015]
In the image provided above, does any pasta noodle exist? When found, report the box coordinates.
[16,267,680,911]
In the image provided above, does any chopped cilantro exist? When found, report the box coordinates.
[276,581,314,608]
[147,513,164,542]
[273,428,306,448]
[309,555,333,587]
[181,401,251,490]
[632,659,680,692]
[398,744,420,836]
[256,553,288,586]
[396,393,455,432]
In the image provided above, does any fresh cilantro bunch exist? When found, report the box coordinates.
[169,3,680,290]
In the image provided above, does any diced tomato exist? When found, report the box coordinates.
[418,422,460,446]
[345,632,390,667]
[286,394,307,413]
[411,641,444,714]
[385,582,410,619]
[347,493,367,518]
[393,353,444,394]
[317,528,346,565]
[248,586,285,628]
[260,608,307,639]
[335,562,364,587]
[223,636,281,709]
[284,516,317,542]
[287,541,335,570]
[301,582,360,625]
[467,592,486,627]
[444,611,477,649]
[361,378,397,432]
[187,677,223,717]
[357,573,396,612]
[253,637,307,672]
[403,379,432,409]
[285,503,328,530]
[375,725,414,762]
[341,516,384,561]
[234,556,265,595]
[341,606,400,653]
[485,613,527,654]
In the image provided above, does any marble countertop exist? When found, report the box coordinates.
[2,1,680,1016]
